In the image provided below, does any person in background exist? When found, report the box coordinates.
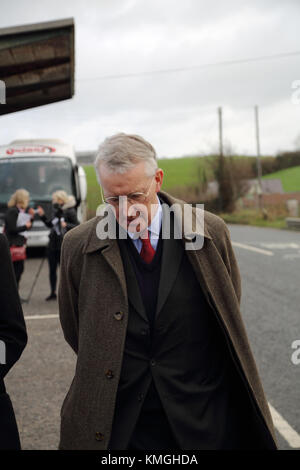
[37,190,79,301]
[0,233,27,449]
[4,189,34,290]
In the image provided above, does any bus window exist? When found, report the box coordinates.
[0,157,76,203]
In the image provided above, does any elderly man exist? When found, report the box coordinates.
[58,133,277,450]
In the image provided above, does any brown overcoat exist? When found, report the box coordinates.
[58,190,278,450]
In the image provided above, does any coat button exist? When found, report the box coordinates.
[150,359,156,366]
[95,432,104,441]
[138,393,144,401]
[114,311,124,321]
[105,369,114,379]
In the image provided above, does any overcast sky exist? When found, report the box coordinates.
[1,0,300,157]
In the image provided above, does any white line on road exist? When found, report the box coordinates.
[260,243,300,250]
[268,402,300,449]
[283,253,300,260]
[232,242,274,256]
[25,314,59,320]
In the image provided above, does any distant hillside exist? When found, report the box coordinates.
[82,157,212,216]
[157,156,214,190]
[83,154,267,191]
[262,165,300,192]
[83,154,270,216]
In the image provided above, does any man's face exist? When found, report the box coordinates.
[99,161,163,234]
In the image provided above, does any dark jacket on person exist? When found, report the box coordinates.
[4,206,29,247]
[0,234,28,449]
[57,190,278,450]
[41,196,80,251]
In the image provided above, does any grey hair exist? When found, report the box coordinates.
[94,133,158,185]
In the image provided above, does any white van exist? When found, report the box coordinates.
[0,139,87,247]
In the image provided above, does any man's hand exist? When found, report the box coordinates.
[25,221,32,229]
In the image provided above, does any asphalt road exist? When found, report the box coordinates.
[228,225,300,451]
[4,225,300,450]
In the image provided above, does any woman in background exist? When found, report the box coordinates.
[0,233,27,449]
[4,189,34,289]
[37,190,79,301]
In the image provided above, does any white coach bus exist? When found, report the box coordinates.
[0,139,87,247]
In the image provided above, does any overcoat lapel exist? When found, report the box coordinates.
[98,240,128,304]
[83,208,128,306]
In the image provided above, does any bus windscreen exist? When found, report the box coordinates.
[0,157,76,203]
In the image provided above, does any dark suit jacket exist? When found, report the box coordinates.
[0,234,28,449]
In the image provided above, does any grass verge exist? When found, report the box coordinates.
[220,209,288,229]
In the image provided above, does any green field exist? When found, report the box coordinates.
[83,156,214,216]
[157,156,214,190]
[262,165,300,192]
[220,209,287,229]
[84,156,212,189]
[83,158,300,219]
[83,165,103,218]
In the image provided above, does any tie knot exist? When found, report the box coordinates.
[139,229,150,243]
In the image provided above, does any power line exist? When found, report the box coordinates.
[77,50,300,82]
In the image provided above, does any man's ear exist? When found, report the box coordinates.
[155,168,164,191]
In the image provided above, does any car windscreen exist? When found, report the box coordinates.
[0,157,76,203]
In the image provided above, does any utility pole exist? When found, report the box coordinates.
[218,107,223,158]
[254,105,263,210]
[218,107,224,211]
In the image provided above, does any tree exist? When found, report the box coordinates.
[209,154,254,213]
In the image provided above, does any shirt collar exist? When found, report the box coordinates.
[127,195,162,239]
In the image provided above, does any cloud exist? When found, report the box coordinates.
[0,0,300,156]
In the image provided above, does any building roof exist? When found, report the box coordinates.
[246,178,284,194]
[0,18,74,115]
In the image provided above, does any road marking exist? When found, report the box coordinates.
[283,253,300,260]
[232,242,274,256]
[260,243,300,250]
[268,402,300,448]
[25,314,59,320]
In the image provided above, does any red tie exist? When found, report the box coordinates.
[140,230,155,263]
